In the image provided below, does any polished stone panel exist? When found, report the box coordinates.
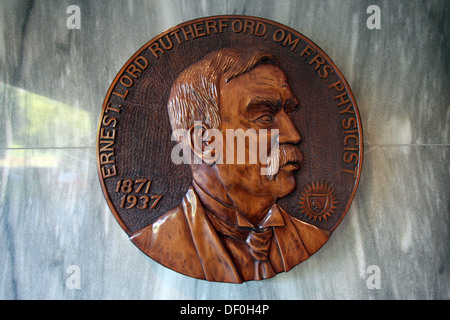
[0,0,448,299]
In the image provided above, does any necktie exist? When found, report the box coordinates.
[246,227,276,280]
[205,210,277,280]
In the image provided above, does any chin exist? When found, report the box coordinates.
[269,170,297,199]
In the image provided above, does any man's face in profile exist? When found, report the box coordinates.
[215,64,302,203]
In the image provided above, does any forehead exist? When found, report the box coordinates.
[221,64,293,103]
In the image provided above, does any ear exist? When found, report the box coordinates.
[188,122,221,165]
[188,121,223,165]
[188,122,205,163]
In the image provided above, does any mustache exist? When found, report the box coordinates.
[265,144,302,180]
[279,144,303,166]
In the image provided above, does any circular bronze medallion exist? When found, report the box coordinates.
[97,15,363,283]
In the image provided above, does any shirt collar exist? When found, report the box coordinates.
[193,182,285,229]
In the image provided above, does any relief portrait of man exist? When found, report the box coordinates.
[130,47,330,283]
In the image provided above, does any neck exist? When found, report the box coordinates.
[192,167,275,226]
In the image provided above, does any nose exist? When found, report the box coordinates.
[278,110,301,145]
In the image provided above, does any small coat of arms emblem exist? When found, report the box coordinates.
[298,182,338,222]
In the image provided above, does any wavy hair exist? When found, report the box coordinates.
[167,48,276,132]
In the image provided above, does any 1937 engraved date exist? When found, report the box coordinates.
[116,179,163,210]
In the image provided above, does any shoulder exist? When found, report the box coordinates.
[280,206,331,255]
[130,204,205,279]
[130,205,188,251]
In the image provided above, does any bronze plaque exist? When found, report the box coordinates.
[97,15,363,283]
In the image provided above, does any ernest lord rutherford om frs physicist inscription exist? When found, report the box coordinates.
[129,47,330,283]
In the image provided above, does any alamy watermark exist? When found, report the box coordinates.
[169,122,297,179]
[366,5,381,30]
[67,5,81,29]
[365,265,381,290]
[65,265,81,290]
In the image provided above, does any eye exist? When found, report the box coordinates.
[256,114,275,124]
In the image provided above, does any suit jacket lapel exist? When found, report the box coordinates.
[182,188,242,283]
[271,206,311,272]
